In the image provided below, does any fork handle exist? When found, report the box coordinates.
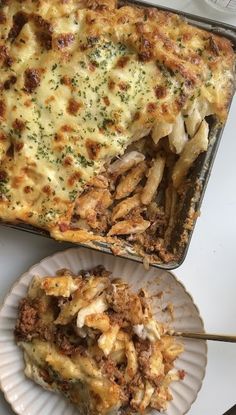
[173,331,236,343]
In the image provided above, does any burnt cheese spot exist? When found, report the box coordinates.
[0,133,7,141]
[54,33,75,49]
[208,37,220,56]
[0,45,13,67]
[24,69,41,93]
[63,156,73,166]
[86,139,101,160]
[0,11,6,24]
[138,38,153,62]
[12,118,25,132]
[176,93,187,110]
[0,170,7,181]
[68,172,81,186]
[118,82,129,91]
[117,15,129,24]
[37,32,52,50]
[88,62,96,72]
[67,98,81,116]
[144,8,157,20]
[3,75,17,90]
[32,14,53,49]
[24,186,33,193]
[135,22,145,34]
[15,142,24,152]
[108,79,115,91]
[80,36,99,51]
[154,85,167,99]
[42,185,51,195]
[54,133,64,142]
[60,76,72,86]
[0,99,6,118]
[45,95,55,104]
[115,56,130,69]
[86,1,110,11]
[8,12,28,41]
[147,102,157,113]
[6,142,14,158]
[60,125,74,133]
[133,111,140,121]
[103,96,110,106]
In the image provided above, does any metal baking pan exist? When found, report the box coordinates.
[1,1,236,270]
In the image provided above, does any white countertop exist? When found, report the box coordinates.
[1,1,236,414]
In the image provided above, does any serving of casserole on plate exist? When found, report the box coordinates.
[0,0,235,266]
[0,248,207,415]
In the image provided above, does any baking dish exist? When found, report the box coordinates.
[1,0,236,269]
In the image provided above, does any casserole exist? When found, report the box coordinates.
[0,0,235,268]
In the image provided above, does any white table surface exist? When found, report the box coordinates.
[1,1,236,414]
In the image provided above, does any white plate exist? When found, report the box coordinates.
[0,248,207,415]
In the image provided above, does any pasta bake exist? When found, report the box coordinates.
[0,0,235,264]
[15,266,184,414]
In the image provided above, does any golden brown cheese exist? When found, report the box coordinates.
[0,0,235,235]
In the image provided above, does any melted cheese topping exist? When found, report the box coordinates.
[0,0,235,231]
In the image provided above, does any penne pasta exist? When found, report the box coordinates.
[152,121,173,145]
[141,154,166,205]
[112,193,141,221]
[108,151,145,176]
[115,161,146,200]
[168,113,188,154]
[172,119,209,188]
[108,217,150,236]
[76,189,112,218]
[184,99,213,137]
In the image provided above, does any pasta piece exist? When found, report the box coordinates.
[22,339,83,380]
[172,119,209,188]
[55,276,109,325]
[139,381,155,411]
[161,336,184,362]
[77,294,108,328]
[150,386,171,411]
[141,154,166,205]
[28,276,43,300]
[112,193,141,222]
[76,189,112,218]
[41,276,80,297]
[87,175,109,189]
[85,313,110,332]
[131,388,145,411]
[51,228,104,243]
[168,113,188,154]
[108,151,145,176]
[131,125,152,142]
[115,161,147,200]
[109,339,126,363]
[98,324,120,357]
[152,121,173,145]
[133,319,162,342]
[184,98,213,137]
[108,217,150,236]
[124,339,138,381]
[148,347,165,379]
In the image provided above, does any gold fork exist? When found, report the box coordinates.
[171,331,236,343]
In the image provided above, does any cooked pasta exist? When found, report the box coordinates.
[0,0,235,265]
[15,266,185,415]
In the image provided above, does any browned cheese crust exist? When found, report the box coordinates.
[0,0,235,263]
